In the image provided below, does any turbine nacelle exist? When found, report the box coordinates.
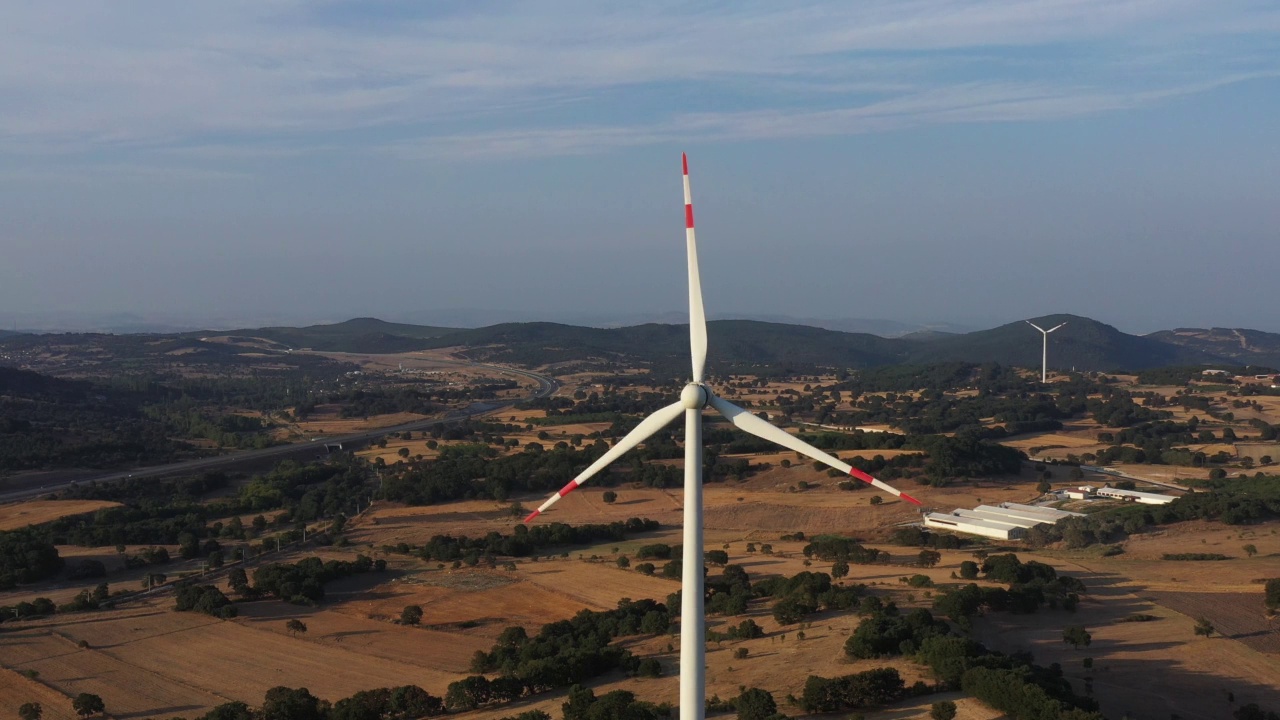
[680,383,708,409]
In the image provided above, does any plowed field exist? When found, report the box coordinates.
[1148,591,1280,654]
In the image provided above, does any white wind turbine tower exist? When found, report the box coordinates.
[1026,320,1066,383]
[524,154,922,720]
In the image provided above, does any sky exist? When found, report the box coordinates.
[2,1,1279,334]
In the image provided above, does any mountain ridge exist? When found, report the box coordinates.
[8,315,1280,373]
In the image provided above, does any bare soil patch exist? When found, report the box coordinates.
[1147,591,1280,654]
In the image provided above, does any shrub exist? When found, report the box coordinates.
[930,700,958,720]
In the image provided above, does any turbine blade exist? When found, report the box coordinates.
[1026,321,1045,333]
[1047,323,1066,333]
[706,393,922,506]
[524,401,686,522]
[683,153,708,382]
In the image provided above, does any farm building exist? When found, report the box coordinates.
[923,512,1026,540]
[972,504,1082,525]
[1094,486,1176,505]
[950,508,1043,530]
[922,502,1084,541]
[998,502,1084,521]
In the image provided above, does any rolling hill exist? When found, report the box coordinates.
[903,315,1219,370]
[415,320,904,370]
[201,317,462,353]
[416,315,1230,372]
[1145,328,1280,370]
[7,315,1271,374]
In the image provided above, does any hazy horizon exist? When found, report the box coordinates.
[4,3,1278,333]
[1,306,1273,339]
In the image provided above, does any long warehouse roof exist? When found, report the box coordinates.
[923,513,1023,540]
[1000,502,1085,519]
[950,508,1044,529]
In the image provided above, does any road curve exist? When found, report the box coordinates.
[0,360,558,504]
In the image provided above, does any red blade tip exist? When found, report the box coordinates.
[523,510,541,523]
[682,153,688,175]
[899,492,922,506]
[849,468,875,484]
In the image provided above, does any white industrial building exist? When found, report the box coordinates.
[1093,486,1176,505]
[923,512,1027,540]
[952,508,1043,529]
[997,502,1084,521]
[922,502,1084,542]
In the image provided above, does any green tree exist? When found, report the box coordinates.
[958,560,979,579]
[1194,617,1215,637]
[1062,625,1091,649]
[602,491,618,504]
[286,619,308,635]
[228,567,250,594]
[445,676,490,711]
[734,688,777,720]
[831,559,849,579]
[1265,578,1280,611]
[261,686,326,720]
[401,605,424,626]
[1036,480,1052,494]
[1243,544,1258,557]
[71,693,105,718]
[930,700,957,720]
[19,702,42,720]
[917,550,941,568]
[869,495,883,505]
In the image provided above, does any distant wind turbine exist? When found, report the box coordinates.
[524,154,922,720]
[1026,320,1066,383]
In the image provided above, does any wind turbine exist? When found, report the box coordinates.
[524,154,922,720]
[1025,320,1066,383]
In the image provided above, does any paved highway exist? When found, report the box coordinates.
[0,360,558,504]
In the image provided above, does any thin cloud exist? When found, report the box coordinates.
[2,1,1278,160]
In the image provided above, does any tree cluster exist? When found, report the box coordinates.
[251,555,378,605]
[402,518,660,564]
[932,555,1084,623]
[844,604,950,658]
[0,528,63,588]
[799,667,906,713]
[174,584,236,618]
[448,599,672,710]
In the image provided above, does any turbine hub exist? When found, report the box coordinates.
[680,383,707,409]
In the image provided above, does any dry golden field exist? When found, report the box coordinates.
[6,370,1280,719]
[4,497,1280,720]
[0,500,121,532]
[282,405,433,438]
[0,667,83,720]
